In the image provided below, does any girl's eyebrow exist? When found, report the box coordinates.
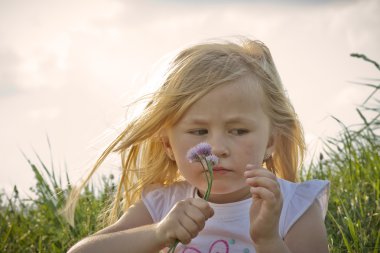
[183,116,257,125]
[225,116,257,124]
[182,118,209,125]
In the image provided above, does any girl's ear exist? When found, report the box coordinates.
[262,132,275,164]
[161,135,175,161]
[265,130,276,156]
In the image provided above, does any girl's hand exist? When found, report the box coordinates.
[244,164,283,246]
[155,198,214,247]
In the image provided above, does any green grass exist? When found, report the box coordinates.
[300,54,380,253]
[301,114,380,252]
[1,55,379,252]
[0,150,116,253]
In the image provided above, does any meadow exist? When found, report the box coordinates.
[1,55,379,252]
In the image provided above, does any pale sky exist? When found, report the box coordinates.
[1,0,379,196]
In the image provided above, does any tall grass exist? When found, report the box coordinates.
[1,54,379,252]
[301,54,380,253]
[0,148,116,252]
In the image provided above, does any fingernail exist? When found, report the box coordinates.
[246,164,254,170]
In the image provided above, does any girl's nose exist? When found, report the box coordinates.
[210,140,229,158]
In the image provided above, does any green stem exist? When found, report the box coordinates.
[201,159,211,199]
[168,241,179,253]
[168,156,214,252]
[204,159,213,201]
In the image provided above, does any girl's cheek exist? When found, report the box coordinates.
[243,146,264,166]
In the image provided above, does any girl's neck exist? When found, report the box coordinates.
[197,186,252,204]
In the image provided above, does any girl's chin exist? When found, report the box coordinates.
[201,186,251,203]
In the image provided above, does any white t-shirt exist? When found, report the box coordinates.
[142,179,329,253]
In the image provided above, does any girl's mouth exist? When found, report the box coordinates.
[212,166,231,174]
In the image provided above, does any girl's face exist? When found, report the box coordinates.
[164,75,274,203]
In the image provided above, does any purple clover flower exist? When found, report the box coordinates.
[186,142,212,162]
[186,148,200,163]
[195,142,212,156]
[169,142,217,253]
[205,154,219,166]
[185,142,217,201]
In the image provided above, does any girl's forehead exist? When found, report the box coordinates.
[181,76,268,119]
[198,76,264,105]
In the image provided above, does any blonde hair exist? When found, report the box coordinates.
[63,37,305,226]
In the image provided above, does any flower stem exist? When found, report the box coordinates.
[168,152,215,252]
[203,159,213,201]
[168,241,179,253]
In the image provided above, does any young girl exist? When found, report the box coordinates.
[66,37,329,253]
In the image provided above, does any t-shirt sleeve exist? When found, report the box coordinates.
[141,184,167,223]
[278,179,330,238]
[141,182,193,223]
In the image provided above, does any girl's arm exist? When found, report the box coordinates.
[252,201,329,253]
[67,200,164,253]
[283,200,329,253]
[67,198,214,253]
[245,166,329,253]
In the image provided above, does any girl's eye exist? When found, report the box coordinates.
[189,129,208,135]
[230,129,249,135]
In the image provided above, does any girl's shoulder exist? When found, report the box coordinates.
[278,178,330,238]
[141,181,195,222]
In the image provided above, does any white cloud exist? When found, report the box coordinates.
[27,106,61,121]
[1,0,379,195]
[0,47,22,96]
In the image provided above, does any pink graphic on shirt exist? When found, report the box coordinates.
[181,239,229,253]
[182,247,201,253]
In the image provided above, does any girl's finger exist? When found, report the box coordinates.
[175,223,193,245]
[250,186,277,204]
[244,166,277,180]
[184,204,207,230]
[246,164,260,170]
[245,177,281,198]
[190,198,214,219]
[179,214,201,239]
